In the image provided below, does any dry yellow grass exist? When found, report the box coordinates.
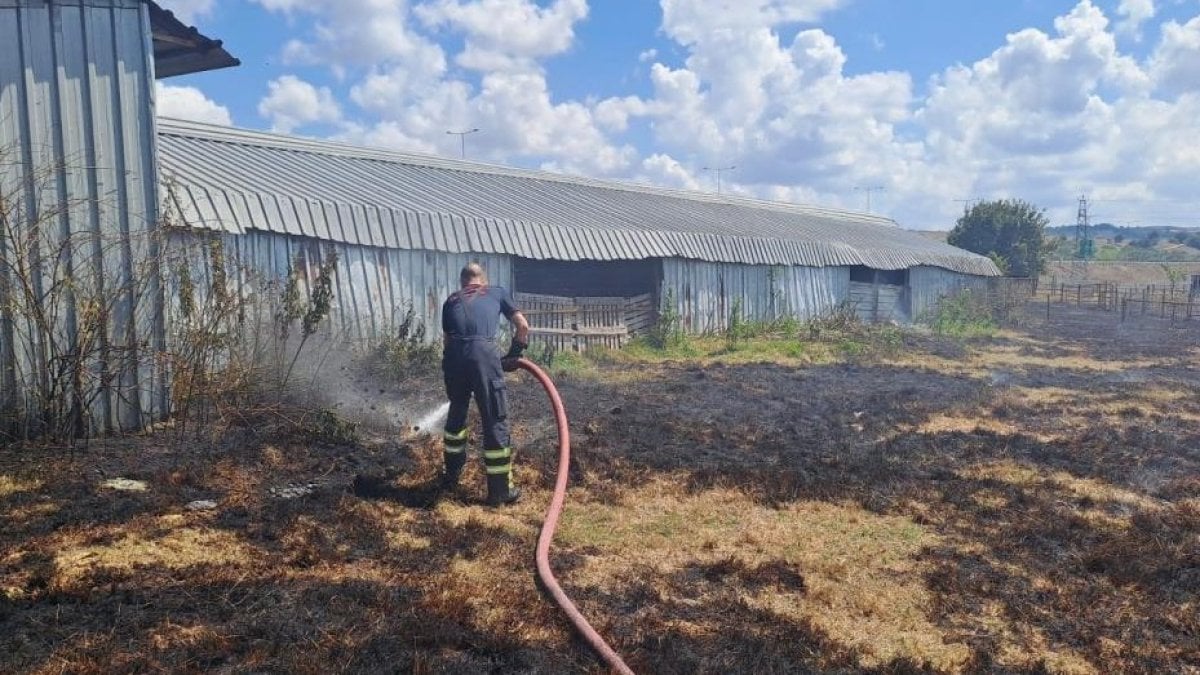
[0,474,41,497]
[55,518,259,584]
[917,413,1025,437]
[558,479,970,669]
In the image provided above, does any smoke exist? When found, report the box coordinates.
[279,333,445,439]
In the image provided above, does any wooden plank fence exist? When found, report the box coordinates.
[515,292,655,351]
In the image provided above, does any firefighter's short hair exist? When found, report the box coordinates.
[460,262,486,286]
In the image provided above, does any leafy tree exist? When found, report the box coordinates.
[1113,234,1125,244]
[1161,264,1186,292]
[947,199,1050,277]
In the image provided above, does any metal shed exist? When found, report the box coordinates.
[157,118,1000,342]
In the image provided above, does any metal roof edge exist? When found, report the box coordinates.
[148,1,240,78]
[155,117,898,227]
[159,183,1001,276]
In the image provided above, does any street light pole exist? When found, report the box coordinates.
[702,165,737,195]
[446,128,480,159]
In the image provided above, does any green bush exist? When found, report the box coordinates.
[368,304,439,380]
[726,298,748,350]
[923,290,998,338]
[625,334,700,359]
[647,289,689,351]
[838,339,868,358]
[802,303,860,340]
[525,341,592,377]
[304,408,360,446]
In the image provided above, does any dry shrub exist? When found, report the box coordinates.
[1,150,167,443]
[165,239,358,448]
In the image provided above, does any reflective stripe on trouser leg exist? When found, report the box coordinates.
[483,447,513,483]
[443,428,468,454]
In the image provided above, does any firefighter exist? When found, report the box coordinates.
[440,262,531,506]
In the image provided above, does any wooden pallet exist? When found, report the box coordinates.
[515,292,656,351]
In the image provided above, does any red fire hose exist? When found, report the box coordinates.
[514,358,636,675]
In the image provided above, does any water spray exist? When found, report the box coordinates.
[410,401,450,435]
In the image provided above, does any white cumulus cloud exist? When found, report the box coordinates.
[1116,0,1156,37]
[236,0,1200,228]
[660,0,849,44]
[594,8,913,210]
[252,0,446,73]
[416,0,588,72]
[156,0,216,25]
[259,0,630,174]
[1152,16,1200,97]
[636,153,702,191]
[257,75,343,133]
[156,83,232,125]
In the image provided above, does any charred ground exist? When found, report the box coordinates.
[2,304,1198,674]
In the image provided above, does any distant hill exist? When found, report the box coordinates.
[1046,224,1200,262]
[1046,223,1199,243]
[921,225,1200,263]
[1044,260,1200,285]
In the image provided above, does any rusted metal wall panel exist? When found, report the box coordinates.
[164,230,513,347]
[909,266,990,320]
[662,259,850,333]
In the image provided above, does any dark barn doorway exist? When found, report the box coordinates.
[848,265,911,323]
[514,258,661,298]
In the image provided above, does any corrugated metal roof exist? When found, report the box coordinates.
[156,118,1000,276]
[148,1,240,79]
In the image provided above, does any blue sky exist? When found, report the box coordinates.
[158,0,1200,228]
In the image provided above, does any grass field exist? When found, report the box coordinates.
[2,304,1198,674]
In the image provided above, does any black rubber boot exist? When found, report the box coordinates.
[486,472,521,506]
[442,451,466,490]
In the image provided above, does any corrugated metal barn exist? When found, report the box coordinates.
[3,0,997,437]
[158,118,999,344]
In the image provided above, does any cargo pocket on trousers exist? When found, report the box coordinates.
[489,377,508,423]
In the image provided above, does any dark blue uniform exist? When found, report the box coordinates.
[440,284,520,491]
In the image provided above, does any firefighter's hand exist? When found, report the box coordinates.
[502,357,520,372]
[503,340,527,361]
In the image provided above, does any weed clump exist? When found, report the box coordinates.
[168,243,344,444]
[647,289,688,351]
[520,342,590,378]
[367,303,440,381]
[923,290,999,338]
[303,408,360,446]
